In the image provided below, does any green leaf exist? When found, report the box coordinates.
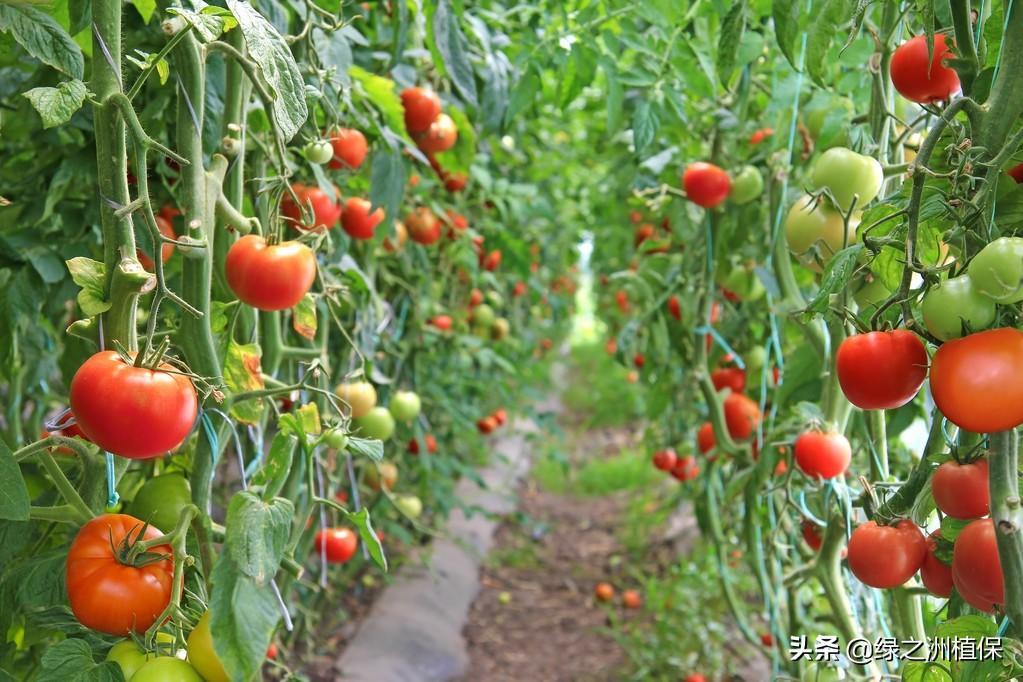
[345,507,386,571]
[504,67,540,126]
[600,56,623,131]
[250,433,296,500]
[806,0,852,87]
[480,59,509,134]
[939,515,973,543]
[557,44,595,109]
[772,0,802,72]
[314,27,351,87]
[65,257,110,317]
[431,0,478,106]
[934,614,998,639]
[368,149,406,233]
[803,244,864,315]
[210,553,281,682]
[350,66,408,141]
[292,294,317,340]
[0,5,84,79]
[901,660,953,682]
[167,7,228,42]
[22,80,88,129]
[224,341,264,425]
[296,402,321,435]
[716,1,746,83]
[224,491,294,582]
[131,0,157,23]
[226,0,307,141]
[347,436,383,462]
[36,638,122,682]
[0,441,29,522]
[631,99,658,155]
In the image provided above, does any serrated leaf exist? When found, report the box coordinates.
[210,553,281,682]
[504,67,540,126]
[716,1,746,83]
[36,639,122,682]
[600,56,622,131]
[65,257,110,317]
[0,5,84,79]
[292,294,317,340]
[631,99,658,154]
[224,341,264,424]
[431,0,478,106]
[345,507,386,571]
[557,44,595,109]
[368,149,406,233]
[224,491,293,582]
[226,0,307,141]
[347,436,383,462]
[167,7,227,42]
[807,0,852,87]
[23,80,87,129]
[350,66,408,141]
[0,441,29,522]
[804,244,864,314]
[250,432,295,500]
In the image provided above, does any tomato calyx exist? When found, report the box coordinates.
[113,521,173,569]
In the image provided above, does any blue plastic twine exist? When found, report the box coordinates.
[105,452,119,508]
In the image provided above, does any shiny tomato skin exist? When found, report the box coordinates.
[919,531,953,598]
[847,520,927,589]
[711,367,746,393]
[670,455,699,481]
[794,431,851,480]
[835,330,928,410]
[952,518,1003,608]
[723,393,761,441]
[406,207,442,245]
[70,351,197,459]
[652,449,678,471]
[682,162,731,208]
[416,113,457,154]
[1009,163,1023,184]
[138,214,176,271]
[812,147,883,213]
[921,275,997,341]
[66,514,175,635]
[314,527,358,564]
[930,328,1023,432]
[697,422,715,454]
[932,458,989,519]
[281,183,341,232]
[967,237,1023,303]
[328,128,368,169]
[401,87,442,133]
[226,235,317,311]
[431,315,453,331]
[890,34,960,104]
[801,520,823,551]
[132,658,204,682]
[341,197,385,240]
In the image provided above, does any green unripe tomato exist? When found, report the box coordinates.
[303,140,334,165]
[388,390,422,422]
[922,276,998,341]
[968,237,1023,303]
[323,428,349,450]
[106,640,148,680]
[486,290,505,308]
[128,473,191,534]
[745,346,768,373]
[722,266,765,301]
[811,147,883,213]
[729,166,764,205]
[784,195,859,270]
[187,611,229,682]
[132,657,204,682]
[471,303,496,328]
[852,275,891,313]
[355,407,396,441]
[394,494,423,519]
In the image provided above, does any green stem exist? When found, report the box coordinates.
[36,451,93,523]
[891,587,927,644]
[989,429,1023,630]
[975,1,1023,156]
[866,410,889,481]
[949,0,980,95]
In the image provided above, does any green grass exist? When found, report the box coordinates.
[561,340,644,428]
[532,445,662,497]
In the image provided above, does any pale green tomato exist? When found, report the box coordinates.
[745,346,768,373]
[106,640,148,680]
[394,494,423,519]
[355,407,396,441]
[187,611,229,682]
[486,290,504,308]
[922,276,998,341]
[132,657,204,682]
[471,303,496,328]
[968,236,1023,303]
[784,195,860,271]
[388,390,421,422]
[722,266,765,301]
[491,317,511,341]
[811,147,883,213]
[852,275,891,312]
[729,166,764,205]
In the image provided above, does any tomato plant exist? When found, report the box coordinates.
[846,520,926,589]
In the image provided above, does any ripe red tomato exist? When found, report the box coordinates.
[594,582,614,602]
[1009,163,1023,184]
[401,87,442,133]
[446,209,468,231]
[445,172,468,192]
[430,315,453,331]
[226,235,316,311]
[66,514,175,635]
[138,214,176,271]
[682,162,731,208]
[667,295,681,321]
[652,448,678,471]
[281,183,341,232]
[919,531,953,598]
[482,250,501,271]
[416,113,457,154]
[847,520,926,589]
[615,290,629,313]
[633,353,645,369]
[685,675,707,682]
[801,520,823,551]
[932,458,989,519]
[794,430,851,480]
[341,197,385,240]
[749,127,774,145]
[634,223,654,247]
[328,128,368,169]
[711,367,746,393]
[477,416,498,434]
[406,207,441,245]
[952,518,1003,610]
[671,455,699,481]
[835,330,927,410]
[723,393,761,441]
[760,632,774,647]
[890,34,960,104]
[622,589,642,609]
[313,527,358,564]
[492,408,508,426]
[409,434,438,455]
[930,328,1023,432]
[70,351,198,459]
[697,422,715,454]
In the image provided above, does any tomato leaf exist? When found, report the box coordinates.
[599,56,623,132]
[430,0,478,107]
[224,491,293,582]
[210,553,281,682]
[65,257,110,317]
[935,614,998,639]
[349,66,413,146]
[0,442,28,522]
[224,341,265,425]
[22,81,88,129]
[939,515,973,544]
[504,66,540,127]
[296,402,321,436]
[0,4,84,79]
[802,244,864,316]
[806,0,851,87]
[250,433,296,500]
[225,0,307,141]
[345,507,387,571]
[368,148,406,233]
[631,99,658,155]
[35,638,121,682]
[347,436,383,462]
[716,0,746,84]
[292,294,317,340]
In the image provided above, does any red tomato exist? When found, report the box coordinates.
[794,430,851,480]
[328,128,368,170]
[930,328,1023,432]
[890,34,960,104]
[138,214,176,271]
[920,531,953,598]
[847,520,926,589]
[226,235,316,311]
[723,393,761,441]
[477,416,498,434]
[697,422,715,454]
[492,408,508,426]
[652,448,678,471]
[416,113,457,154]
[952,518,1004,609]
[633,353,645,369]
[406,207,441,245]
[513,281,527,297]
[430,315,453,331]
[932,458,989,519]
[341,197,385,240]
[615,290,629,313]
[671,455,699,481]
[409,434,438,455]
[710,301,721,324]
[401,87,441,133]
[628,210,642,223]
[685,675,707,682]
[70,351,197,459]
[445,209,468,231]
[266,643,278,660]
[66,514,175,635]
[801,520,823,551]
[749,127,774,145]
[682,162,731,208]
[667,295,681,321]
[760,632,773,647]
[836,330,927,410]
[605,338,617,355]
[313,527,357,564]
[281,183,341,232]
[634,223,654,247]
[482,250,501,271]
[445,172,468,193]
[1008,163,1023,184]
[711,367,746,393]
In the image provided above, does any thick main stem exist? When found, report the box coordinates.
[989,429,1023,631]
